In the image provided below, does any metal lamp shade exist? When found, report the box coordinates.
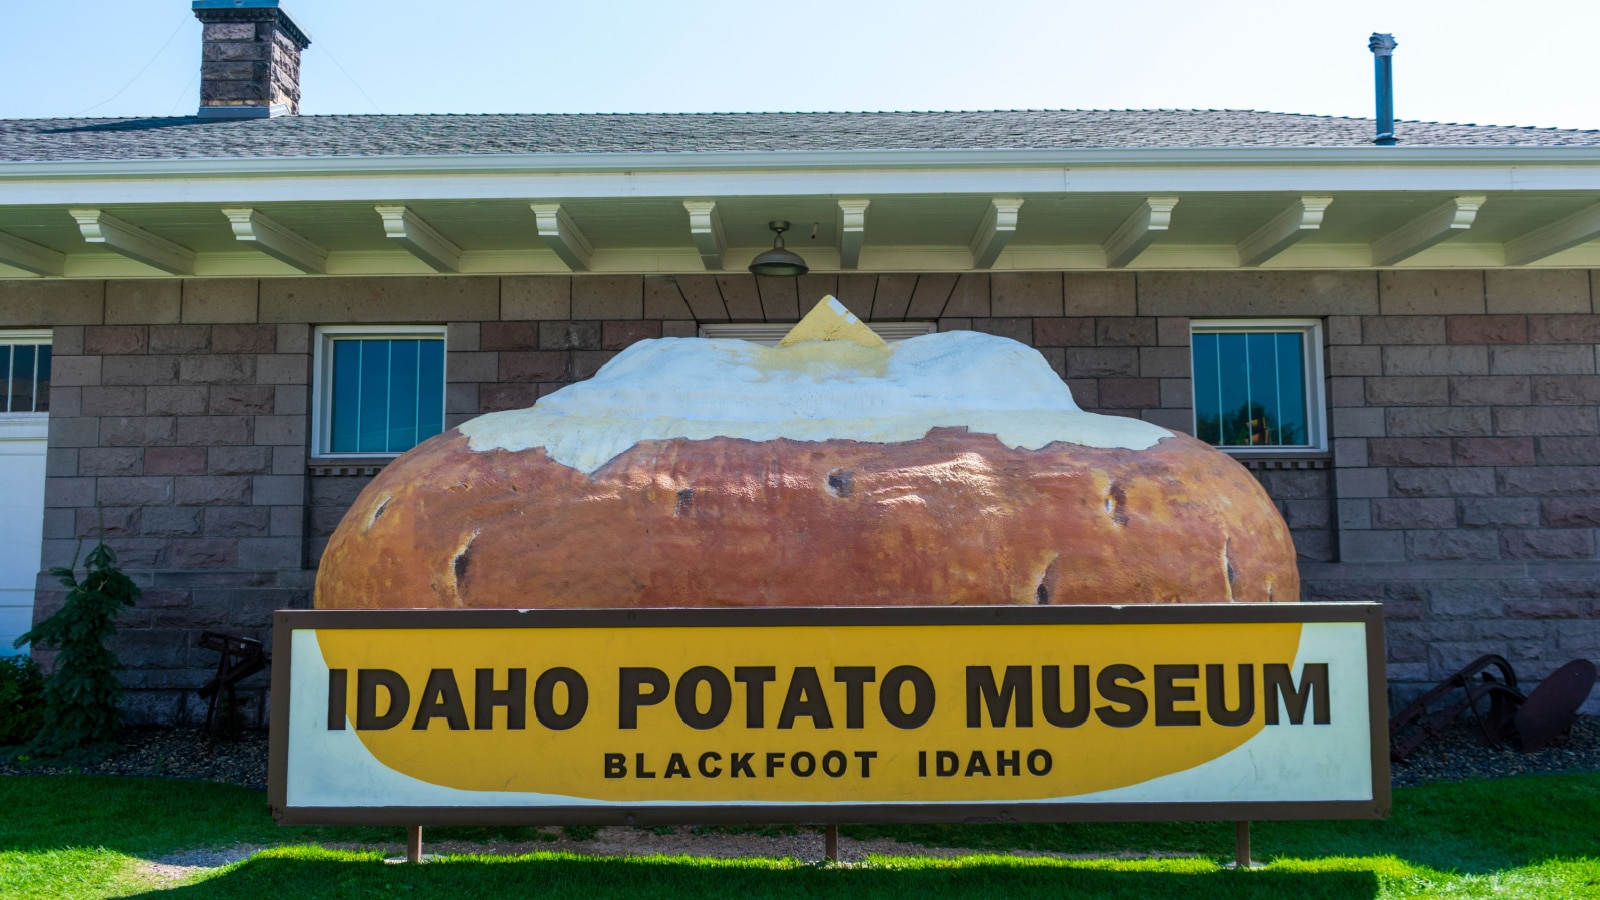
[749,220,809,276]
[748,245,809,276]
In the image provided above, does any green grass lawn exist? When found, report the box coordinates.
[2,774,1598,899]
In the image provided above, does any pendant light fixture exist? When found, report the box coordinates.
[748,220,809,276]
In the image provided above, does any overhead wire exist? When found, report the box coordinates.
[65,7,386,118]
[167,70,200,118]
[313,39,385,114]
[72,12,192,117]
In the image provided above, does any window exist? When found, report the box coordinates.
[698,322,936,345]
[1191,320,1325,452]
[313,326,445,457]
[0,331,51,414]
[0,331,50,655]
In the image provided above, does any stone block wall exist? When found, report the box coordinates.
[25,280,311,725]
[3,269,1596,721]
[1303,269,1600,705]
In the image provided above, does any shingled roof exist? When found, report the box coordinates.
[2,109,1597,163]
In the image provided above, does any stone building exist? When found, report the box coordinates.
[1,1,1598,723]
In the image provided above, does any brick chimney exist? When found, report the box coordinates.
[192,0,311,118]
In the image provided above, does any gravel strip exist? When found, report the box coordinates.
[0,727,268,789]
[127,832,1190,884]
[318,829,1198,863]
[1390,714,1600,788]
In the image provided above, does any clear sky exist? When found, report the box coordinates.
[2,0,1597,129]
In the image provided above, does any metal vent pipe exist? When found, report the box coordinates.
[1369,33,1398,145]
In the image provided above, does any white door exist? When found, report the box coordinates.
[0,332,50,655]
[0,420,47,653]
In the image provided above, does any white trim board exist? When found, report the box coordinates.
[8,163,1600,207]
[0,415,48,442]
[7,145,1600,181]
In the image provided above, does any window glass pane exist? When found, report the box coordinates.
[1215,332,1251,446]
[327,335,445,455]
[1245,332,1280,445]
[417,339,445,441]
[10,344,34,413]
[330,340,363,453]
[1192,329,1312,449]
[357,340,391,453]
[1192,333,1221,445]
[34,345,50,413]
[1276,333,1307,446]
[386,340,420,453]
[0,346,10,412]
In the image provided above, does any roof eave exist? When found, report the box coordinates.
[5,144,1600,179]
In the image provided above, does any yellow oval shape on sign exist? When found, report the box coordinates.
[315,621,1301,803]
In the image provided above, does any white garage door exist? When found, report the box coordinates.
[0,332,50,655]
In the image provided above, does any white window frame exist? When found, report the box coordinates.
[699,322,936,345]
[0,330,52,441]
[312,325,448,459]
[1189,318,1327,455]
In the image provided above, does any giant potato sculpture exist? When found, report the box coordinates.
[316,299,1298,609]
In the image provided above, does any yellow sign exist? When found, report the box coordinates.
[271,606,1387,824]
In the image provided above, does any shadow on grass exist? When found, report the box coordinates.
[0,776,399,854]
[6,772,1599,890]
[844,773,1600,876]
[124,851,1380,900]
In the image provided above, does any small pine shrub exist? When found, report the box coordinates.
[0,655,45,745]
[14,541,141,760]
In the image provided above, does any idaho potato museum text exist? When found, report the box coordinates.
[326,661,1331,779]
